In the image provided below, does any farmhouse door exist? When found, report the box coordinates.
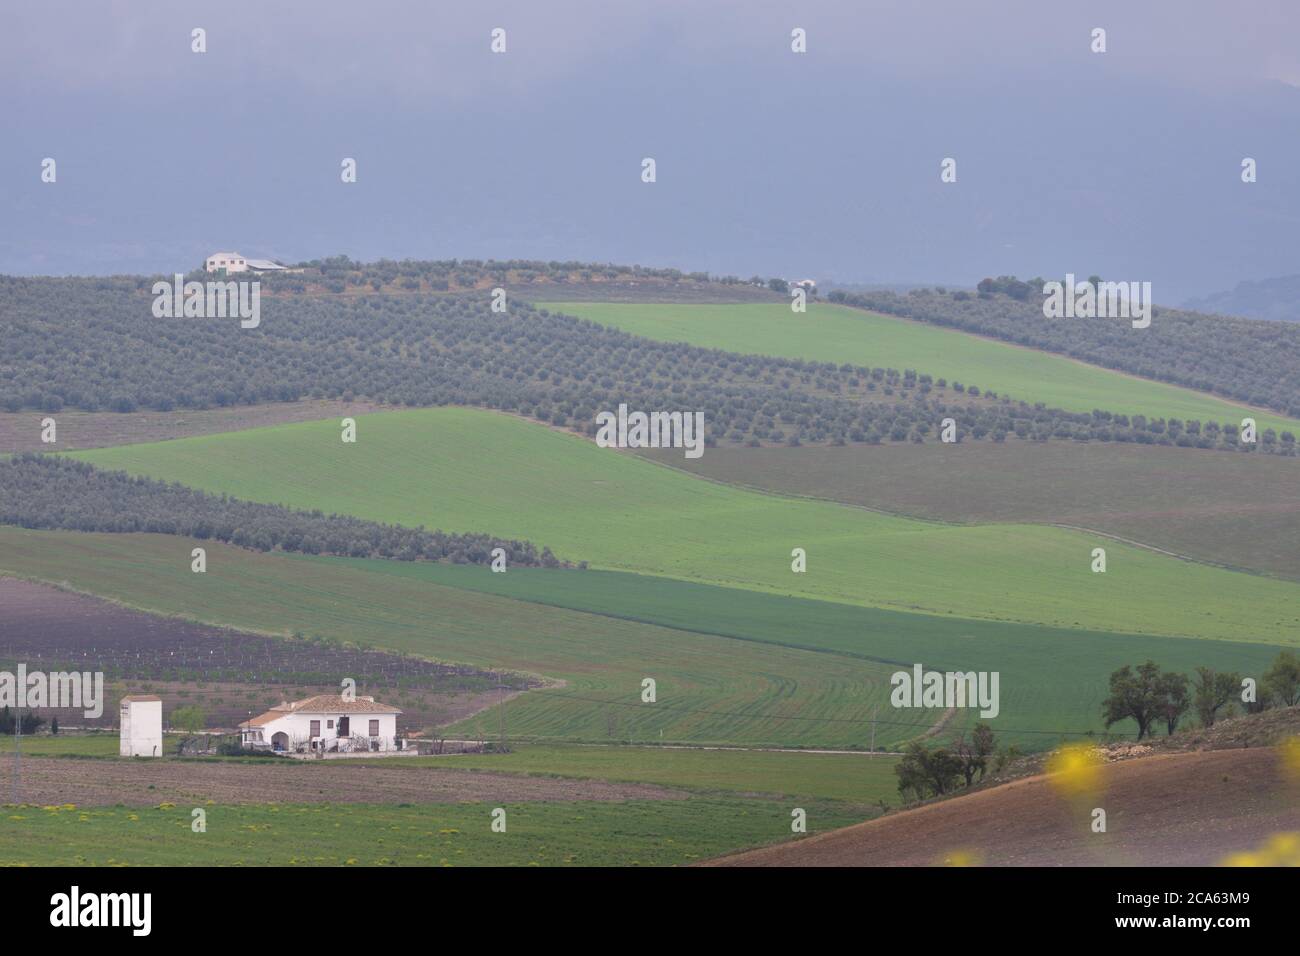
[338,716,349,736]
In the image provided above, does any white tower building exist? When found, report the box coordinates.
[119,695,163,757]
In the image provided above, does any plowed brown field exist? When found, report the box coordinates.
[11,755,686,807]
[709,748,1299,866]
[0,576,525,730]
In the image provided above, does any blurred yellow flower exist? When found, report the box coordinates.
[1045,743,1104,797]
[1222,832,1300,866]
[1280,737,1300,781]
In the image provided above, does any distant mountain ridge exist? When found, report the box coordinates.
[1184,275,1300,323]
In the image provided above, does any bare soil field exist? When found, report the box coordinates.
[709,747,1299,866]
[640,441,1300,581]
[8,755,686,807]
[0,399,384,452]
[1149,706,1300,752]
[0,577,532,731]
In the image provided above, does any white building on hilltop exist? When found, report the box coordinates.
[205,252,290,274]
[205,251,248,273]
[240,695,403,754]
[119,695,163,757]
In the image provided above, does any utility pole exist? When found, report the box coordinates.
[12,708,21,805]
[497,674,506,751]
[870,705,878,754]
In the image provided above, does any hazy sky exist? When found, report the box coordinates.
[3,0,1299,299]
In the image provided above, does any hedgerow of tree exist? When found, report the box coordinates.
[895,652,1300,803]
[894,723,1013,803]
[253,255,784,299]
[828,278,1300,418]
[1101,653,1300,740]
[0,454,571,568]
[1,277,1293,455]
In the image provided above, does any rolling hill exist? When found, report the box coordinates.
[0,528,934,749]
[710,746,1300,866]
[637,441,1300,581]
[1,524,1287,750]
[286,555,1292,746]
[69,407,1300,642]
[539,301,1300,435]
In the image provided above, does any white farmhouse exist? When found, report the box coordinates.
[240,695,403,754]
[205,251,248,273]
[119,695,163,757]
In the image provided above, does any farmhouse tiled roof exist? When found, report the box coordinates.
[241,694,402,728]
[282,695,401,714]
[120,695,162,702]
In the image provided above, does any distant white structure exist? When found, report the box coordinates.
[205,252,291,273]
[205,251,247,273]
[119,695,163,757]
[791,278,817,293]
[241,695,403,754]
[245,258,288,272]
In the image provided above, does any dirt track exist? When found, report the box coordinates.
[710,748,1300,866]
[8,756,686,807]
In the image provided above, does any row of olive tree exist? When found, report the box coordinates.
[3,279,1286,455]
[828,283,1300,418]
[1,455,570,569]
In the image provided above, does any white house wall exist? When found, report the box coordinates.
[253,712,399,752]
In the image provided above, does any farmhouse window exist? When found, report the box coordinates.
[369,720,379,737]
[327,720,334,729]
[310,720,320,737]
